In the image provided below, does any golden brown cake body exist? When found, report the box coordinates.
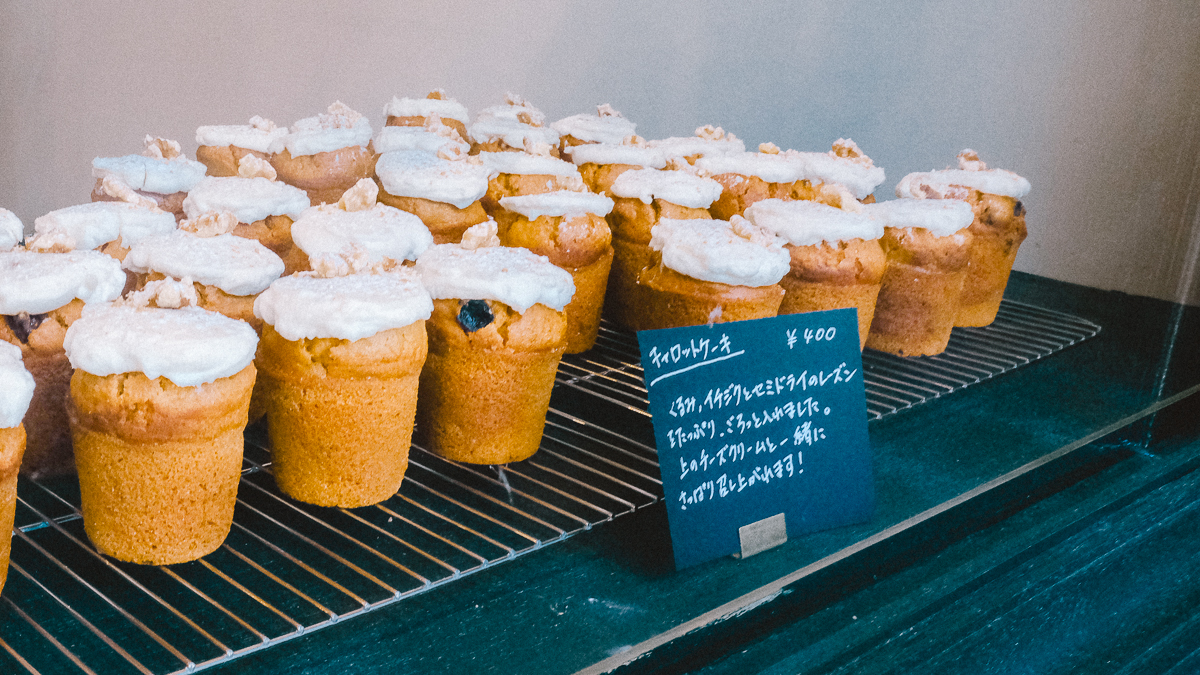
[498,212,613,352]
[578,162,639,196]
[708,174,794,220]
[482,174,579,226]
[416,299,566,464]
[1,299,84,477]
[258,322,427,508]
[780,238,887,348]
[605,198,712,330]
[956,192,1028,327]
[376,187,488,245]
[195,145,270,178]
[68,365,255,565]
[0,424,25,592]
[270,145,378,206]
[636,263,785,331]
[225,214,304,275]
[866,227,973,357]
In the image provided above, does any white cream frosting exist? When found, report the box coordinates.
[291,204,433,263]
[864,199,976,237]
[499,191,614,220]
[415,244,575,313]
[92,154,208,195]
[648,135,746,160]
[744,199,883,246]
[123,232,285,296]
[276,104,373,157]
[784,151,887,200]
[34,201,176,251]
[610,169,724,209]
[64,305,258,387]
[475,99,547,126]
[374,151,490,209]
[895,168,1032,199]
[195,117,290,153]
[550,112,636,145]
[183,177,310,223]
[1,209,24,250]
[695,152,805,183]
[565,143,667,169]
[374,126,469,156]
[649,218,790,287]
[384,95,470,124]
[0,342,34,428]
[478,152,582,179]
[254,270,433,342]
[469,118,560,149]
[0,249,128,315]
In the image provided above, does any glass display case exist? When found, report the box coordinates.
[1,2,1199,673]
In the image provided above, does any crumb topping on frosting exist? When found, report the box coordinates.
[237,154,277,180]
[179,210,239,237]
[338,178,379,212]
[459,219,501,250]
[100,175,160,209]
[118,277,200,310]
[143,136,183,160]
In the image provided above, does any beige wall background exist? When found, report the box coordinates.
[3,1,1200,304]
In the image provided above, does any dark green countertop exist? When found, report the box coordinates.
[201,272,1200,674]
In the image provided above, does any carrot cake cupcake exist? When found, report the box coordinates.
[374,118,470,158]
[254,270,433,507]
[550,104,637,152]
[374,150,490,244]
[862,199,976,356]
[694,147,806,220]
[637,217,790,330]
[270,102,376,206]
[195,116,290,177]
[414,235,574,464]
[565,140,668,195]
[781,139,887,208]
[478,150,586,225]
[647,125,745,165]
[468,94,560,155]
[384,90,470,139]
[64,295,258,564]
[895,150,1031,327]
[744,199,886,347]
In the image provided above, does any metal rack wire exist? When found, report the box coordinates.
[0,299,1100,674]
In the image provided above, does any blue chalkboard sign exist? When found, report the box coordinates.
[637,309,874,570]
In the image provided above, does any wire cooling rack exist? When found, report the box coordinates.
[0,299,1100,674]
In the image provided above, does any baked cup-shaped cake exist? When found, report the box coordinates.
[896,150,1032,327]
[478,151,587,226]
[195,116,290,177]
[0,343,34,592]
[605,168,723,330]
[497,191,615,352]
[414,239,574,464]
[781,139,887,208]
[290,179,433,272]
[64,300,259,564]
[744,199,886,348]
[182,170,310,274]
[637,217,790,330]
[468,94,560,156]
[253,271,433,508]
[566,140,668,196]
[270,102,376,206]
[1,209,23,250]
[384,90,470,140]
[695,148,806,220]
[550,104,637,153]
[0,250,125,477]
[647,125,745,166]
[92,137,207,221]
[375,150,490,244]
[862,199,976,356]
